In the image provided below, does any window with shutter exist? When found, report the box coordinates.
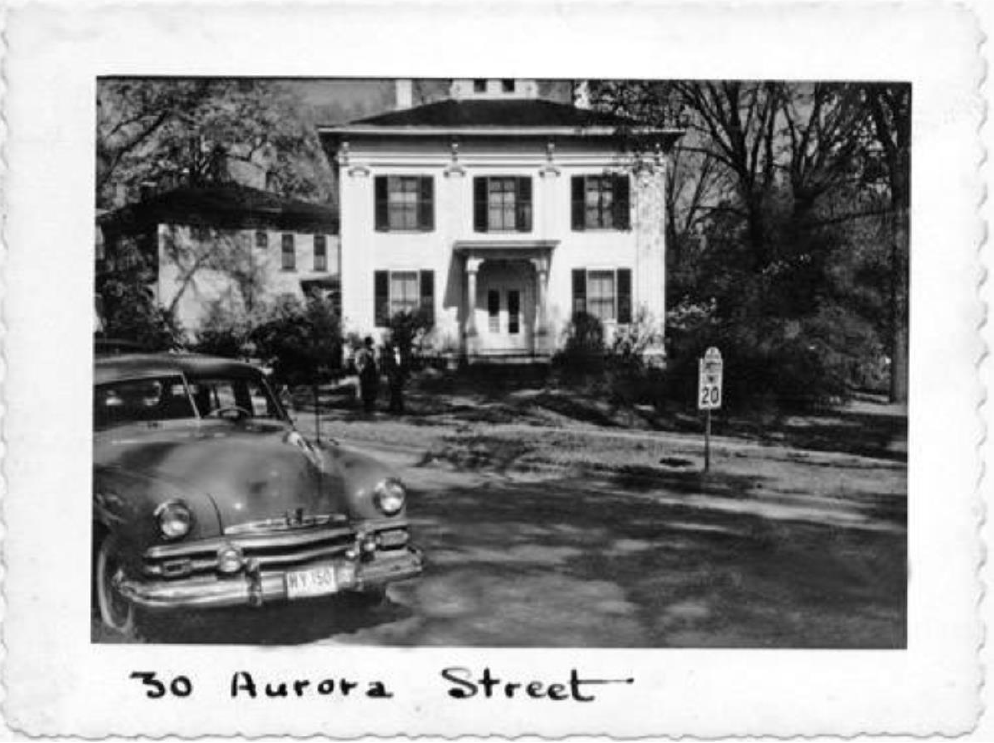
[572,269,587,316]
[587,270,616,322]
[281,234,295,270]
[375,176,434,232]
[419,269,435,326]
[374,271,390,326]
[614,175,631,230]
[476,176,532,232]
[473,177,488,232]
[617,268,632,323]
[571,177,585,230]
[313,235,327,272]
[374,177,388,231]
[573,174,631,230]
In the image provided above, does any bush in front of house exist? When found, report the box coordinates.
[554,311,607,377]
[97,247,185,351]
[194,299,259,358]
[385,309,433,370]
[250,293,343,387]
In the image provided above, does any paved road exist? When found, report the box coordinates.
[99,447,906,648]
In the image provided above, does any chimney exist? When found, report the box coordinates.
[395,79,413,110]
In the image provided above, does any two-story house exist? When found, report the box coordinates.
[320,79,682,362]
[98,183,341,331]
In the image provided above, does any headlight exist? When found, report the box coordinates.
[156,500,193,540]
[373,479,406,516]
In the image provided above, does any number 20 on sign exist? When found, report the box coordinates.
[698,347,723,472]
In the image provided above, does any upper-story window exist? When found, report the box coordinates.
[313,234,327,271]
[474,176,532,233]
[375,176,435,232]
[571,174,631,230]
[255,230,268,249]
[501,79,515,93]
[473,79,487,93]
[281,233,295,270]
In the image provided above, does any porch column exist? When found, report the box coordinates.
[465,257,482,341]
[531,257,549,353]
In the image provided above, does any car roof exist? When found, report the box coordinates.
[95,353,263,386]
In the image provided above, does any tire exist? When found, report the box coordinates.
[95,534,137,635]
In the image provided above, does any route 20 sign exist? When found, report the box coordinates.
[698,347,723,410]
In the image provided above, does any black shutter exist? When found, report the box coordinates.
[374,177,388,231]
[419,269,435,326]
[572,269,587,317]
[614,174,631,230]
[571,176,585,231]
[374,270,390,326]
[617,268,632,324]
[418,177,434,231]
[516,177,532,232]
[473,177,488,232]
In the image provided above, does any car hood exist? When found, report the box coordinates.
[96,421,347,533]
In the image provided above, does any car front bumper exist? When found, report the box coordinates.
[117,547,424,611]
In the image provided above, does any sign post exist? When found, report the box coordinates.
[697,347,723,472]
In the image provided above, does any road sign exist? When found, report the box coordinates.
[698,347,723,410]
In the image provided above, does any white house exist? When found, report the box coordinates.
[320,79,683,362]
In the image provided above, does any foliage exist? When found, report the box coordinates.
[97,78,332,208]
[586,80,910,407]
[193,300,260,358]
[249,294,343,386]
[96,243,184,351]
[554,312,606,375]
[385,310,434,369]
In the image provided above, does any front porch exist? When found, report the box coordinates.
[454,240,558,361]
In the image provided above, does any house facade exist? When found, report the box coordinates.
[321,79,682,361]
[98,184,341,332]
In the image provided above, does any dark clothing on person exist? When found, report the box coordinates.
[355,345,378,413]
[383,346,406,414]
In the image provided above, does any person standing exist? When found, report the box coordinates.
[355,336,379,413]
[383,341,406,414]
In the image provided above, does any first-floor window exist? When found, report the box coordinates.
[255,230,268,249]
[313,234,327,271]
[281,234,295,270]
[587,271,616,322]
[374,269,435,327]
[572,267,633,324]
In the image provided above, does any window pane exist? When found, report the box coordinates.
[390,271,419,315]
[507,290,520,334]
[487,178,517,231]
[587,270,616,321]
[584,176,614,228]
[488,290,500,333]
[282,234,295,269]
[387,177,420,230]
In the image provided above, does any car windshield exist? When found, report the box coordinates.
[186,374,285,420]
[94,372,286,430]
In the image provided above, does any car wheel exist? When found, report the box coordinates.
[96,534,136,635]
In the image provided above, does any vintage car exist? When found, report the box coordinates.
[93,352,423,634]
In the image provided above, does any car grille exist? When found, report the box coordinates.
[142,520,409,579]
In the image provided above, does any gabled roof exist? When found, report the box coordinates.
[99,183,339,235]
[346,98,638,130]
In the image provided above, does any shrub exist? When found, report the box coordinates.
[97,258,185,351]
[385,309,433,369]
[555,312,606,375]
[194,299,257,358]
[250,293,342,387]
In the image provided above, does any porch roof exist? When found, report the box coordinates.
[453,239,559,254]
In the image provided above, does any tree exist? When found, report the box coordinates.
[862,84,911,403]
[97,79,332,208]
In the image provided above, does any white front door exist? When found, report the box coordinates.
[475,263,534,354]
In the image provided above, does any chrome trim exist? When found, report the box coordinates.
[224,513,348,535]
[122,548,424,611]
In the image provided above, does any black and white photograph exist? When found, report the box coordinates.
[1,3,984,738]
[92,76,909,648]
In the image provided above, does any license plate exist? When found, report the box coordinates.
[285,564,342,599]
